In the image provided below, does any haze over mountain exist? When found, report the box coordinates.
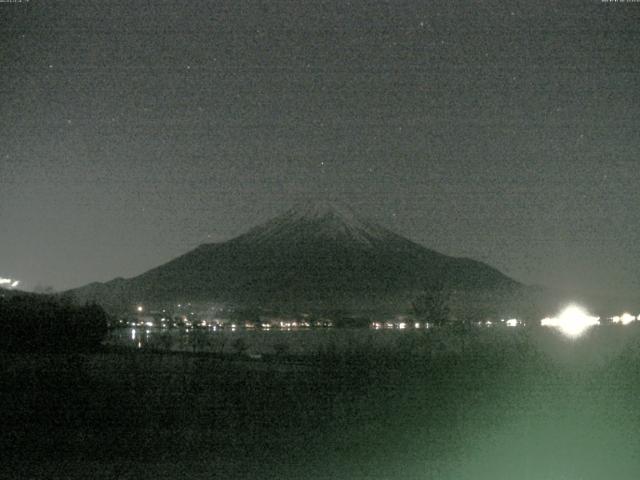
[70,201,526,314]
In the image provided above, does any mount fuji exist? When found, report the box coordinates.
[70,201,521,312]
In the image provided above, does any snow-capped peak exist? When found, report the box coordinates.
[286,200,362,223]
[237,200,397,247]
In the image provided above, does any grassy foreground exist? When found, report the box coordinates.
[3,326,640,479]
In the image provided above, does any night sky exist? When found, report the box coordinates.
[1,0,639,297]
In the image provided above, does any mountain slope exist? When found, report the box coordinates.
[70,202,520,311]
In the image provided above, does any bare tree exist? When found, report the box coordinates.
[412,278,451,327]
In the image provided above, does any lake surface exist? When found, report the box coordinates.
[108,326,429,355]
[106,324,539,358]
[106,323,640,364]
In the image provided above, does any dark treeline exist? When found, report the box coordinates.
[0,294,109,353]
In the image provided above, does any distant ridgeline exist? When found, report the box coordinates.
[0,290,109,353]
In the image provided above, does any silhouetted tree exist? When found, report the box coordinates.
[273,342,290,357]
[190,328,209,353]
[412,278,451,327]
[0,295,109,353]
[232,337,249,356]
[159,331,173,351]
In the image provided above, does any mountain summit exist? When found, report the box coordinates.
[236,201,402,248]
[71,202,520,311]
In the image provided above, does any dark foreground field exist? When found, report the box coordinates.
[3,326,640,479]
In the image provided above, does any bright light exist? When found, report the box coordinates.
[613,313,636,325]
[136,305,143,313]
[0,278,20,289]
[541,305,600,337]
[505,318,518,327]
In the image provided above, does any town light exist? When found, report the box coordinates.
[616,313,636,325]
[541,305,599,337]
[136,305,144,313]
[0,278,20,289]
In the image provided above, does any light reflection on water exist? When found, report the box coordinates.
[107,326,430,356]
[105,324,640,363]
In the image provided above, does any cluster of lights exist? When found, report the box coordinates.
[476,319,520,328]
[0,277,20,289]
[539,306,640,337]
[505,319,519,327]
[371,321,428,330]
[128,303,640,340]
[279,321,310,329]
[611,313,638,325]
[541,305,600,337]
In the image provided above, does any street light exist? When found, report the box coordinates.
[541,305,599,337]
